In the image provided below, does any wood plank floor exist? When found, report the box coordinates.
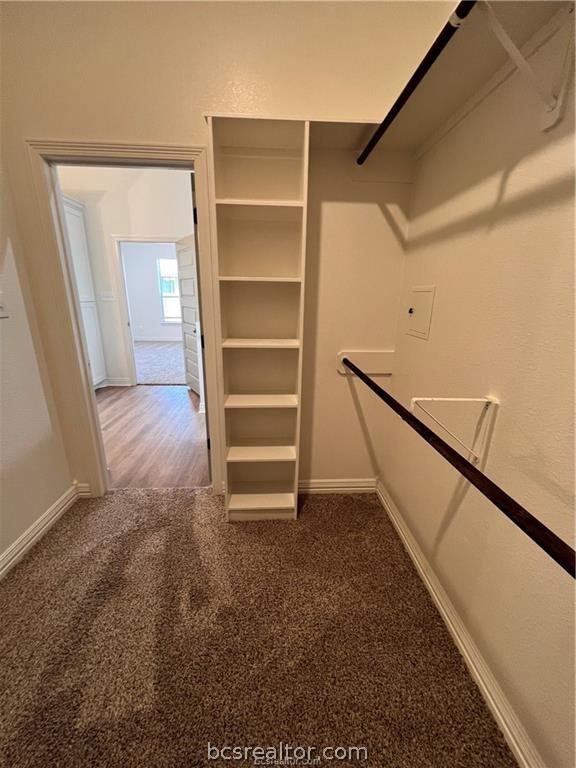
[95,385,209,489]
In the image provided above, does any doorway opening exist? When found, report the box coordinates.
[119,239,204,394]
[54,165,210,490]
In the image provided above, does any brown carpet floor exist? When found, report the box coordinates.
[0,491,517,768]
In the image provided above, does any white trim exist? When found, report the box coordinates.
[205,120,230,506]
[0,485,79,579]
[291,121,310,519]
[97,377,132,388]
[375,479,546,768]
[298,478,377,494]
[46,164,110,495]
[204,111,380,125]
[75,482,92,498]
[26,139,200,166]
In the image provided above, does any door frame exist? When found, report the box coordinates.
[26,139,223,495]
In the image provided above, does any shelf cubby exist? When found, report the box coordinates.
[227,494,296,521]
[210,116,309,520]
[224,348,299,397]
[227,462,296,519]
[213,118,305,202]
[227,462,295,497]
[225,408,297,448]
[217,204,302,279]
[220,281,300,341]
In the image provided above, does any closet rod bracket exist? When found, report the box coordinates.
[481,1,574,131]
[409,396,499,464]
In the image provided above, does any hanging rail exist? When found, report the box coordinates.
[357,0,478,165]
[342,357,575,578]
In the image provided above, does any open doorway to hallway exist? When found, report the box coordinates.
[54,165,210,489]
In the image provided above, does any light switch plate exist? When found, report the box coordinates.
[406,285,435,340]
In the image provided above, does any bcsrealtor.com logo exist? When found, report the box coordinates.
[207,743,368,765]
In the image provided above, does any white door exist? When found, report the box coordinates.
[176,235,203,402]
[63,197,107,386]
[80,303,106,385]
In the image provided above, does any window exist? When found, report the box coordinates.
[157,257,182,322]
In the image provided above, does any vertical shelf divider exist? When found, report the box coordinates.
[292,121,309,519]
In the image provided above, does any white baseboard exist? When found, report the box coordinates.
[375,479,545,768]
[212,480,377,505]
[101,377,132,387]
[0,484,79,580]
[298,478,377,494]
[75,482,92,498]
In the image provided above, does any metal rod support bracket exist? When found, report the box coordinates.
[482,2,556,110]
[409,396,499,463]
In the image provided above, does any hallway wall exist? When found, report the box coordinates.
[0,186,72,555]
[57,167,193,383]
[366,21,574,768]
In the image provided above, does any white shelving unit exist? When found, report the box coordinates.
[209,116,309,521]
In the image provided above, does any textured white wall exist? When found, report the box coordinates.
[0,190,72,553]
[301,148,409,483]
[121,241,182,343]
[366,22,574,768]
[1,2,451,143]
